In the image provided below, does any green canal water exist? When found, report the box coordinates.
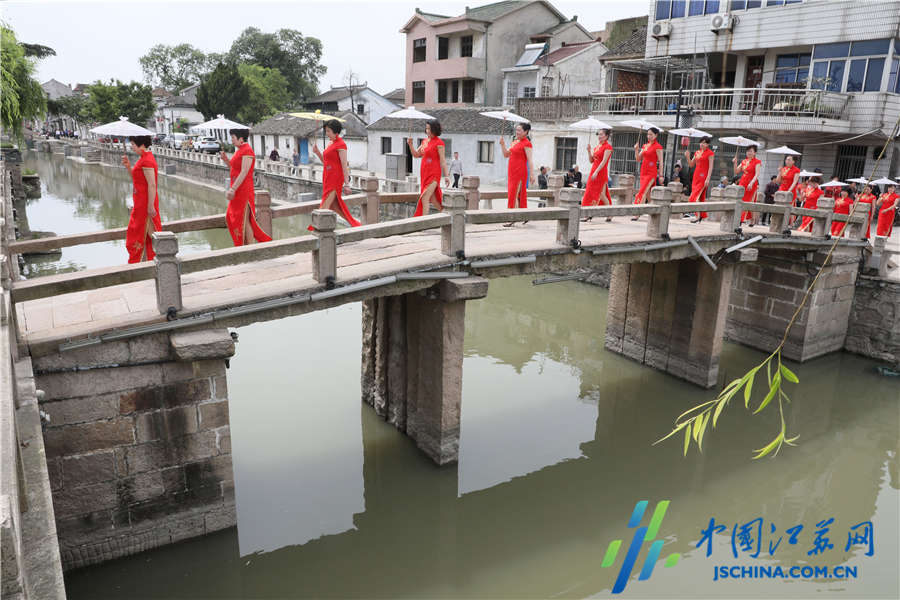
[21,151,900,599]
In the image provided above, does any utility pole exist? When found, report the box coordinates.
[670,86,683,181]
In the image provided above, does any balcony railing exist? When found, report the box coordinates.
[516,88,897,133]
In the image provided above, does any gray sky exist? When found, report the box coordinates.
[4,0,647,95]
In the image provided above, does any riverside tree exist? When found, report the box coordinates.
[138,43,219,92]
[236,63,291,124]
[84,80,155,126]
[1,23,49,143]
[195,62,250,122]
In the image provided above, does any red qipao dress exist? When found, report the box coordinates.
[414,136,445,217]
[876,193,899,237]
[126,150,162,263]
[778,165,800,202]
[634,141,663,203]
[312,137,360,230]
[507,137,532,209]
[227,144,272,246]
[831,195,852,237]
[856,193,875,238]
[582,141,613,207]
[738,157,762,222]
[797,187,823,232]
[688,148,715,219]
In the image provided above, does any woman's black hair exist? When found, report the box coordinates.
[840,186,851,195]
[699,136,710,144]
[598,128,611,137]
[324,119,343,135]
[229,128,250,143]
[648,127,660,135]
[785,154,795,162]
[130,135,151,149]
[426,119,442,137]
[747,144,758,153]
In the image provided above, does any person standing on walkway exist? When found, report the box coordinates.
[632,127,664,221]
[572,164,583,189]
[831,187,853,237]
[292,148,301,175]
[762,175,779,226]
[685,136,714,223]
[449,152,463,188]
[796,176,823,232]
[581,128,613,222]
[408,119,449,217]
[500,122,536,227]
[776,155,800,204]
[121,135,162,263]
[735,144,761,226]
[538,166,548,189]
[310,119,361,231]
[857,184,876,239]
[220,128,272,246]
[876,183,899,237]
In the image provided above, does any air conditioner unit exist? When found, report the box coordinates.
[651,21,672,39]
[710,13,734,33]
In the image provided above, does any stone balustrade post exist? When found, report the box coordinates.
[707,187,725,222]
[868,237,890,277]
[255,189,273,237]
[667,181,684,199]
[646,186,673,238]
[311,209,337,284]
[556,187,583,246]
[461,175,481,210]
[152,231,182,314]
[618,173,636,204]
[720,185,744,232]
[548,174,565,207]
[768,191,793,233]
[359,176,381,225]
[847,201,870,239]
[812,197,834,237]
[441,191,467,257]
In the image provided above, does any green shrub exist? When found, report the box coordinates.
[0,143,14,148]
[22,168,36,176]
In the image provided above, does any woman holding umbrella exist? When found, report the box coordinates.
[685,136,714,223]
[408,119,449,218]
[500,122,536,226]
[796,176,823,233]
[776,155,801,202]
[121,135,162,263]
[734,144,761,226]
[876,183,899,237]
[632,127,664,219]
[581,128,613,221]
[831,187,852,237]
[309,119,361,230]
[219,128,272,246]
[857,184,876,238]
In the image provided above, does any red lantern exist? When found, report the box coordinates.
[681,136,690,147]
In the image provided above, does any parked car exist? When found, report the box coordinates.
[166,133,187,149]
[193,136,221,153]
[152,133,168,145]
[183,134,201,151]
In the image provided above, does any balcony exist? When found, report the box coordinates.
[411,56,486,82]
[516,89,899,135]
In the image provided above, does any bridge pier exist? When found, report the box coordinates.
[361,277,489,465]
[606,251,756,388]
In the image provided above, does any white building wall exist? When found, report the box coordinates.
[554,46,606,97]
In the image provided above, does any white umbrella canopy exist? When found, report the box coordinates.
[90,116,155,155]
[798,170,822,177]
[847,177,871,184]
[719,135,757,147]
[871,177,899,186]
[820,180,847,188]
[569,117,614,134]
[621,118,665,131]
[191,114,247,130]
[386,106,436,138]
[766,145,802,155]
[480,109,529,123]
[669,127,713,138]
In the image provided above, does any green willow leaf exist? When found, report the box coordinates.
[766,361,772,387]
[780,364,799,383]
[713,397,728,428]
[752,432,784,460]
[754,374,780,414]
[697,412,710,450]
[684,426,691,456]
[744,372,756,407]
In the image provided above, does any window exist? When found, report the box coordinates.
[437,37,449,60]
[811,39,891,92]
[541,77,553,97]
[452,80,460,102]
[833,145,866,181]
[731,0,762,9]
[381,137,392,154]
[412,81,425,103]
[506,81,518,106]
[357,103,365,115]
[523,87,536,98]
[274,135,279,148]
[462,80,475,103]
[438,80,448,103]
[478,141,494,163]
[657,0,719,19]
[443,139,452,157]
[461,35,473,58]
[555,138,577,172]
[774,53,811,83]
[413,38,426,63]
[889,58,900,94]
[811,60,845,91]
[847,58,885,92]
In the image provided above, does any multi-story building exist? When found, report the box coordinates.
[500,39,608,107]
[304,85,400,124]
[400,1,596,108]
[519,0,900,185]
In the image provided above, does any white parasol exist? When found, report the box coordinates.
[289,110,347,152]
[621,118,665,131]
[669,127,713,138]
[481,109,529,138]
[847,177,871,184]
[192,114,246,131]
[798,170,822,178]
[386,106,435,139]
[766,145,802,156]
[90,116,155,156]
[820,180,847,188]
[721,135,759,161]
[870,177,899,186]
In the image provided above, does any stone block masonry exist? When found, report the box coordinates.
[34,329,236,571]
[843,275,900,363]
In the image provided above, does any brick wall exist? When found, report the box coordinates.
[616,71,648,93]
[844,275,900,363]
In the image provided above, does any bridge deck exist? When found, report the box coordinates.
[16,218,799,351]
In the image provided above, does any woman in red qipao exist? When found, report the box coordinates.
[856,185,876,239]
[685,136,715,223]
[219,128,272,246]
[309,119,361,231]
[876,183,899,237]
[831,187,853,237]
[500,122,536,227]
[408,119,449,218]
[796,177,823,233]
[734,144,762,226]
[776,155,801,203]
[581,128,614,222]
[121,135,162,263]
[631,127,664,221]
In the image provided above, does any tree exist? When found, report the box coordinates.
[47,94,86,130]
[83,80,155,126]
[1,23,47,143]
[343,68,362,118]
[228,27,326,103]
[195,62,250,122]
[236,63,290,124]
[139,43,213,92]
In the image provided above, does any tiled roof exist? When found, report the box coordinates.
[251,110,368,139]
[383,88,406,102]
[601,25,647,60]
[367,107,512,134]
[306,85,369,105]
[538,17,577,35]
[543,41,603,65]
[465,0,530,22]
[417,10,451,23]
